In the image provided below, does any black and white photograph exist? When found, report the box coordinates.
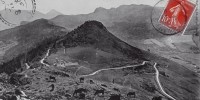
[0,0,199,100]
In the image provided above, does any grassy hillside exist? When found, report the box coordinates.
[0,20,199,99]
[47,21,199,99]
[0,19,68,74]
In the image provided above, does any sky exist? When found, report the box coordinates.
[36,0,160,15]
[0,0,199,15]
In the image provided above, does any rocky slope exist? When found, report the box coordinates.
[0,19,67,74]
[0,20,199,100]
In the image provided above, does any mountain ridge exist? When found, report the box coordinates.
[0,20,199,100]
[0,19,67,74]
[57,20,145,60]
[51,4,163,40]
[0,9,63,31]
[46,9,63,19]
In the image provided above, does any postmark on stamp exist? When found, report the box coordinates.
[151,0,196,35]
[159,0,196,34]
[0,0,36,27]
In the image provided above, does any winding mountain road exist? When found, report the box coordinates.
[153,63,176,100]
[79,61,176,100]
[25,63,31,69]
[80,61,147,77]
[40,49,50,66]
[38,48,176,100]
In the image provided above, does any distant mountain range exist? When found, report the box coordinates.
[51,4,199,39]
[0,4,199,50]
[46,9,63,19]
[0,4,165,39]
[0,9,63,31]
[0,4,199,41]
[51,4,162,39]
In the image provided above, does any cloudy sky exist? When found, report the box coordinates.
[36,0,160,15]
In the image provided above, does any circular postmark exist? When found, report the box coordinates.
[0,0,36,27]
[151,0,190,35]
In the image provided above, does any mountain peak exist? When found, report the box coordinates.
[46,9,63,19]
[47,9,62,15]
[67,20,108,40]
[60,20,144,59]
[81,20,105,29]
[94,7,107,13]
[21,19,55,28]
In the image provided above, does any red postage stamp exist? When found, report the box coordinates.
[159,0,196,34]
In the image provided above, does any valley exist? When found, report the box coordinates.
[0,21,198,100]
[0,3,199,100]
